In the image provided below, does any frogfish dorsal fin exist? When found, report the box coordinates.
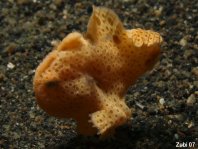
[86,6,125,43]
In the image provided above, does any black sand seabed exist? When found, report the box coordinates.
[0,0,197,148]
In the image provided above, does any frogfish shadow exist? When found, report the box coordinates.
[51,119,176,149]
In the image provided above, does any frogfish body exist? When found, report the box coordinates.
[33,6,163,136]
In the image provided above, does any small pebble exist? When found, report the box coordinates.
[155,81,164,88]
[168,120,172,124]
[135,102,147,111]
[49,4,57,10]
[159,98,165,105]
[16,0,30,5]
[159,20,166,26]
[59,124,71,129]
[51,39,60,47]
[192,67,198,77]
[154,6,163,17]
[187,121,194,128]
[0,72,5,81]
[34,116,44,124]
[63,10,68,19]
[186,94,196,106]
[5,43,17,55]
[183,50,193,59]
[193,81,198,88]
[28,70,35,75]
[29,112,35,119]
[167,114,185,121]
[179,37,187,47]
[7,62,15,69]
[174,133,179,140]
[53,0,63,7]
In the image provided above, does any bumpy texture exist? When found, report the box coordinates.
[33,6,163,136]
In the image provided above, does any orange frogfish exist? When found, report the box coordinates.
[33,6,163,136]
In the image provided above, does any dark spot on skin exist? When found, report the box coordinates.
[45,80,59,88]
[108,17,113,25]
[87,6,93,14]
[113,35,121,44]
